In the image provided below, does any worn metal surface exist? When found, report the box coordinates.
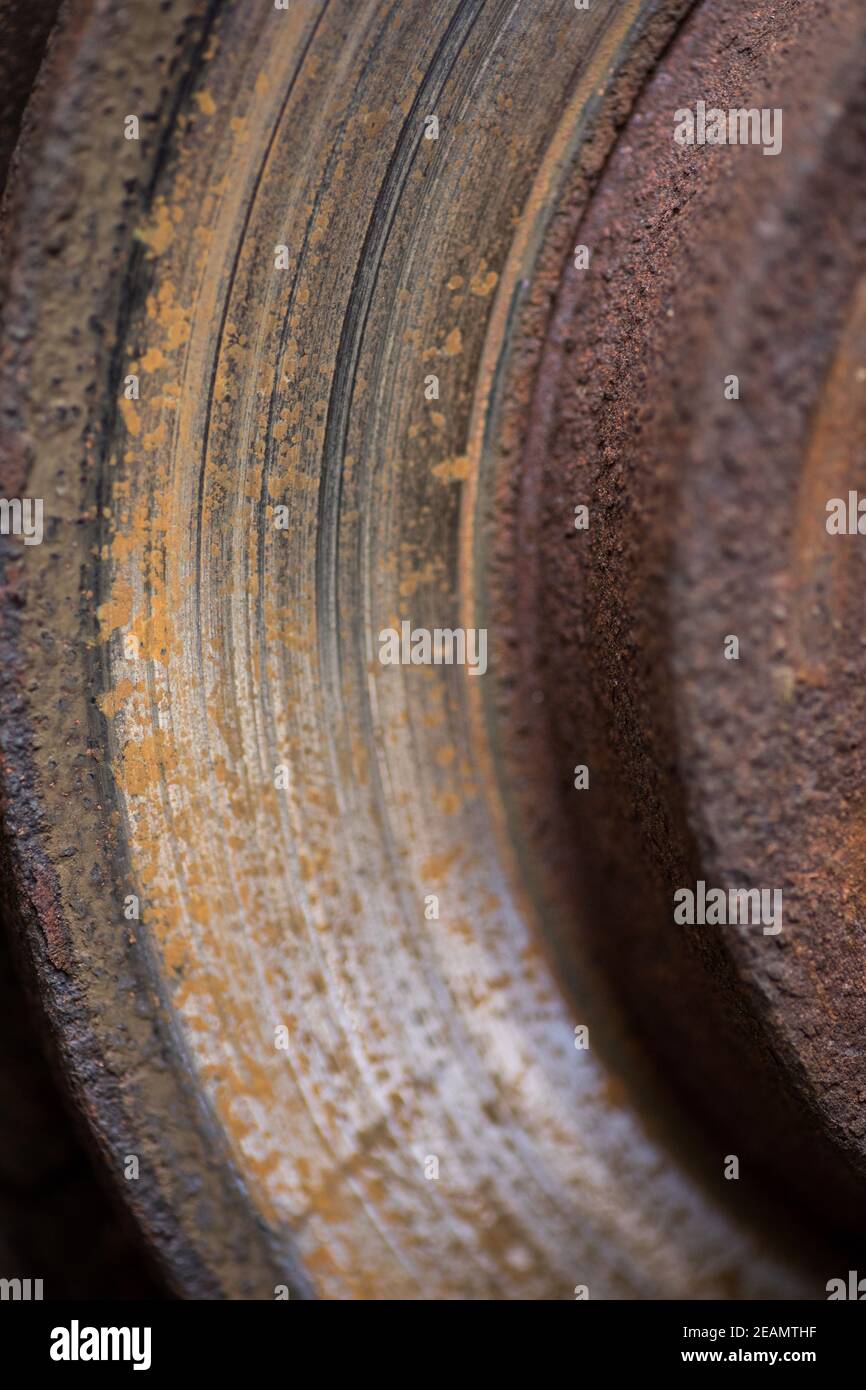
[485,0,866,1248]
[0,0,166,1300]
[0,0,861,1297]
[0,0,63,188]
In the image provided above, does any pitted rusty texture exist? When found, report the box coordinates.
[484,0,866,1245]
[0,0,862,1297]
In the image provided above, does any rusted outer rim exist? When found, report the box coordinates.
[0,0,304,1297]
[478,0,866,1244]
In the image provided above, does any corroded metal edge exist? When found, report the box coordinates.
[0,0,305,1298]
[483,0,866,1253]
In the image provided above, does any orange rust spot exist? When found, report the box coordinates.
[137,199,175,257]
[120,397,141,437]
[432,454,470,483]
[419,848,461,882]
[97,580,134,639]
[97,678,136,720]
[141,346,168,372]
[470,263,499,296]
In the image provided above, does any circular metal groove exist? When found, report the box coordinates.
[0,0,862,1298]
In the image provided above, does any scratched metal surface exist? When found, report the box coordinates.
[0,0,859,1297]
